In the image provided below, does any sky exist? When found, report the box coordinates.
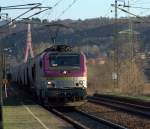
[0,0,150,21]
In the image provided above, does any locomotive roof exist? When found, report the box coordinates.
[47,51,80,54]
[44,45,72,52]
[26,45,84,63]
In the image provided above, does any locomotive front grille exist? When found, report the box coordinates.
[47,87,86,98]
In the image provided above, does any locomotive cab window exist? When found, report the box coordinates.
[49,54,80,69]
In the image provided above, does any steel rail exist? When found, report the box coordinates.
[51,108,127,129]
[51,109,90,129]
[88,95,150,119]
[75,109,128,129]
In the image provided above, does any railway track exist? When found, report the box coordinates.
[50,108,127,129]
[19,89,128,129]
[87,94,150,118]
[7,84,128,129]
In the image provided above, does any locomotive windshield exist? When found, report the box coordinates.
[50,54,80,69]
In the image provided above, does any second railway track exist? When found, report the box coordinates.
[88,94,150,119]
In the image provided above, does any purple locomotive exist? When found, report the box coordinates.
[11,45,87,106]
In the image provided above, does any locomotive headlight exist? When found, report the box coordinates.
[79,80,84,85]
[47,81,55,88]
[48,81,52,85]
[47,81,52,88]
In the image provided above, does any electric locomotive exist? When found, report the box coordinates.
[11,45,87,106]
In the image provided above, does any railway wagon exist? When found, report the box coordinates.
[11,45,87,106]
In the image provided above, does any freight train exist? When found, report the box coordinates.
[10,45,87,106]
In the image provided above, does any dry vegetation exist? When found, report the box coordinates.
[87,59,113,94]
[87,58,147,96]
[87,29,150,96]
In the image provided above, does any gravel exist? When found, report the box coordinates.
[77,102,150,129]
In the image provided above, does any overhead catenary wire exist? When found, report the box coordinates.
[131,1,150,6]
[119,4,150,10]
[103,5,113,18]
[45,0,80,43]
[0,3,41,8]
[57,0,79,18]
[34,0,65,21]
[45,0,65,20]
[53,0,65,8]
[0,3,51,10]
[0,3,41,28]
[122,3,150,16]
[127,0,150,15]
[21,0,66,23]
[36,0,79,43]
[111,4,150,23]
[10,4,41,24]
[1,7,52,10]
[0,3,53,28]
[27,8,50,19]
[130,0,139,5]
